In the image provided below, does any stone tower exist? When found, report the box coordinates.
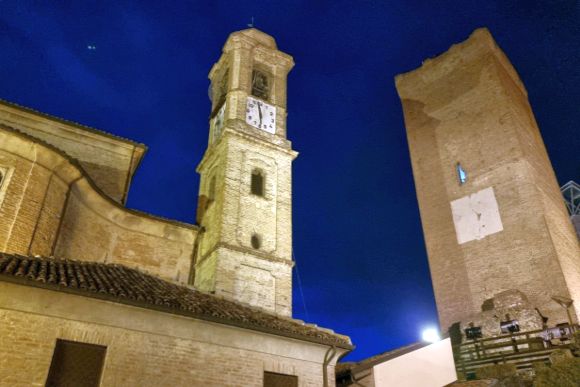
[395,29,580,331]
[193,29,296,316]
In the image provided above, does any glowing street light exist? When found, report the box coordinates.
[421,328,441,343]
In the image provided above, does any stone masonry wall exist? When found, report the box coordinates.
[214,247,293,316]
[223,134,294,262]
[194,236,293,316]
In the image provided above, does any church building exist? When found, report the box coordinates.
[0,28,352,386]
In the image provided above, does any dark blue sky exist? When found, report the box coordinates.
[1,1,578,361]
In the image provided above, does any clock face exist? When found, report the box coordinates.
[246,96,276,134]
[211,103,226,142]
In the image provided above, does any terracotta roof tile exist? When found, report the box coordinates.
[0,253,352,349]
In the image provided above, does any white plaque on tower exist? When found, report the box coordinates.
[450,187,503,244]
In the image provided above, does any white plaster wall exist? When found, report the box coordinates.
[450,187,503,244]
[372,339,457,387]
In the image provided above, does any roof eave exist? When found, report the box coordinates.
[0,274,353,350]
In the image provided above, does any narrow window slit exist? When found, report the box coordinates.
[456,163,467,185]
[208,175,216,201]
[251,234,261,249]
[251,170,264,197]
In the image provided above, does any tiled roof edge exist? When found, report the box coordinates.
[0,255,352,349]
[0,125,198,231]
[0,98,147,148]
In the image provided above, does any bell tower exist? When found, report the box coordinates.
[193,29,296,316]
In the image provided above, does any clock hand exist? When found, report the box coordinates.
[258,103,263,127]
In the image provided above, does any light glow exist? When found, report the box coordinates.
[421,328,441,343]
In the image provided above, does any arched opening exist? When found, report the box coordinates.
[251,70,270,101]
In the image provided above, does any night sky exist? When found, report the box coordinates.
[1,1,579,362]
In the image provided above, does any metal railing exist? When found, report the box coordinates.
[452,327,576,376]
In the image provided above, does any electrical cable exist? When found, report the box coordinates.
[293,250,310,321]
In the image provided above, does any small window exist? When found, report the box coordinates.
[456,162,467,185]
[219,69,229,102]
[264,371,298,387]
[212,68,229,107]
[252,70,270,100]
[0,166,12,209]
[251,170,264,197]
[46,339,107,387]
[208,175,216,201]
[251,234,261,249]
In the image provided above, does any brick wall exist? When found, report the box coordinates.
[0,282,344,387]
[396,28,580,330]
[225,136,294,262]
[0,310,328,387]
[0,131,74,255]
[195,131,294,315]
[193,29,297,316]
[0,127,197,285]
[54,179,197,284]
[0,100,145,204]
[215,248,292,316]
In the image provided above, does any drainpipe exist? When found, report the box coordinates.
[322,345,337,387]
